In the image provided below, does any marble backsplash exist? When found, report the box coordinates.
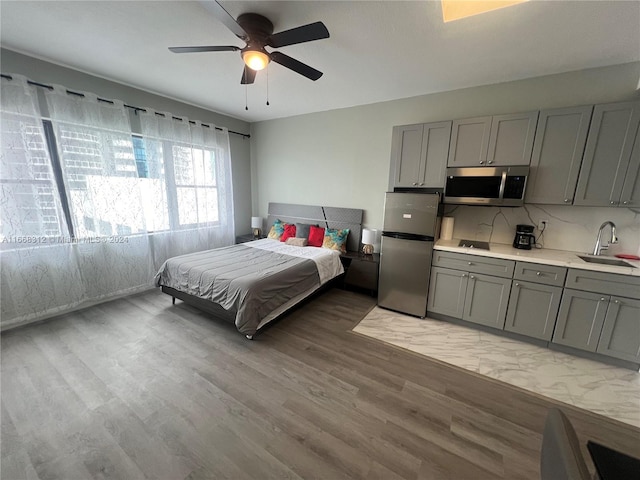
[442,204,640,255]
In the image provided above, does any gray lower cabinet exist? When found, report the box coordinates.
[504,280,562,341]
[427,267,512,330]
[427,266,467,318]
[574,100,640,206]
[597,296,640,363]
[463,273,512,329]
[552,289,608,352]
[525,105,593,205]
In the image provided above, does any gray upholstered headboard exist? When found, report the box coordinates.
[266,203,363,253]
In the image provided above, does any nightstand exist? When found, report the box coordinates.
[340,252,380,296]
[235,234,264,244]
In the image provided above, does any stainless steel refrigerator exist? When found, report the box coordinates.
[378,192,439,317]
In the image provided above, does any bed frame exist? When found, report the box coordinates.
[162,202,364,339]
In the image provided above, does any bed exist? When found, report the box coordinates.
[154,202,363,338]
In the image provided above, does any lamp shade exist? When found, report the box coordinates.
[242,50,270,71]
[251,217,263,229]
[362,228,376,245]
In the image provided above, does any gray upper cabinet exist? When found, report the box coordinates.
[619,123,640,207]
[525,106,593,205]
[389,122,452,189]
[447,116,492,167]
[389,124,424,189]
[486,112,539,166]
[596,296,640,363]
[574,101,640,206]
[447,112,538,167]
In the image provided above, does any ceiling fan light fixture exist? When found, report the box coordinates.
[242,50,270,71]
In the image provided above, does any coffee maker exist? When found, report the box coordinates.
[513,224,535,250]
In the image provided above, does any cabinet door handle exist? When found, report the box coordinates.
[468,262,473,265]
[536,271,541,276]
[623,201,629,205]
[610,201,616,205]
[564,198,570,203]
[479,161,484,165]
[600,297,606,302]
[487,160,493,164]
[470,275,475,279]
[462,274,468,278]
[413,182,418,186]
[419,182,424,186]
[515,282,520,287]
[614,299,620,304]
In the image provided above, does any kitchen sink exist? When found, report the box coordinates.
[577,255,636,268]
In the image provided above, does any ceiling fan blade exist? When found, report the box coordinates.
[241,66,256,85]
[267,21,329,48]
[202,1,248,40]
[269,51,323,81]
[169,45,240,53]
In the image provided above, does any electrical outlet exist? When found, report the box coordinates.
[538,220,548,231]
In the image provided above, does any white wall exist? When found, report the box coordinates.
[250,62,640,252]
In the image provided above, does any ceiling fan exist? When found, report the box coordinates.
[169,1,330,84]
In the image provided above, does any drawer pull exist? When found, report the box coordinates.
[536,271,541,276]
[468,262,473,265]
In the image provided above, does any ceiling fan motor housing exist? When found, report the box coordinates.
[236,13,274,43]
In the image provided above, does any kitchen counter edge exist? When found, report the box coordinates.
[434,239,640,277]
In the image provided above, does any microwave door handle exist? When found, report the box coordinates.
[498,170,507,199]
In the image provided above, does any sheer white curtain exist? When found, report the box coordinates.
[1,77,235,330]
[0,75,68,241]
[138,108,235,267]
[1,77,86,326]
[44,86,156,299]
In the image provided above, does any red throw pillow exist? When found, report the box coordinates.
[308,225,324,247]
[280,224,296,242]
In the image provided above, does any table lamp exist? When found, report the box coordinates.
[251,217,263,238]
[362,228,376,255]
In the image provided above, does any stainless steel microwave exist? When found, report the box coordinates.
[444,166,529,206]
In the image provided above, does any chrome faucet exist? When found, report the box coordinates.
[592,221,618,255]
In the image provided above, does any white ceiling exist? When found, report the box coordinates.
[1,1,639,123]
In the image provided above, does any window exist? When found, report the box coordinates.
[0,101,68,242]
[1,77,234,248]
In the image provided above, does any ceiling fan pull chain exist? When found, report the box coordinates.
[266,64,270,106]
[245,84,248,111]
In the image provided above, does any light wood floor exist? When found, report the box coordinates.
[2,288,639,479]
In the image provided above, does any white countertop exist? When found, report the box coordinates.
[435,239,640,277]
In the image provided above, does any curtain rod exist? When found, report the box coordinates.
[0,73,250,139]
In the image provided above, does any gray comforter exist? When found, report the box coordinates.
[154,244,320,335]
